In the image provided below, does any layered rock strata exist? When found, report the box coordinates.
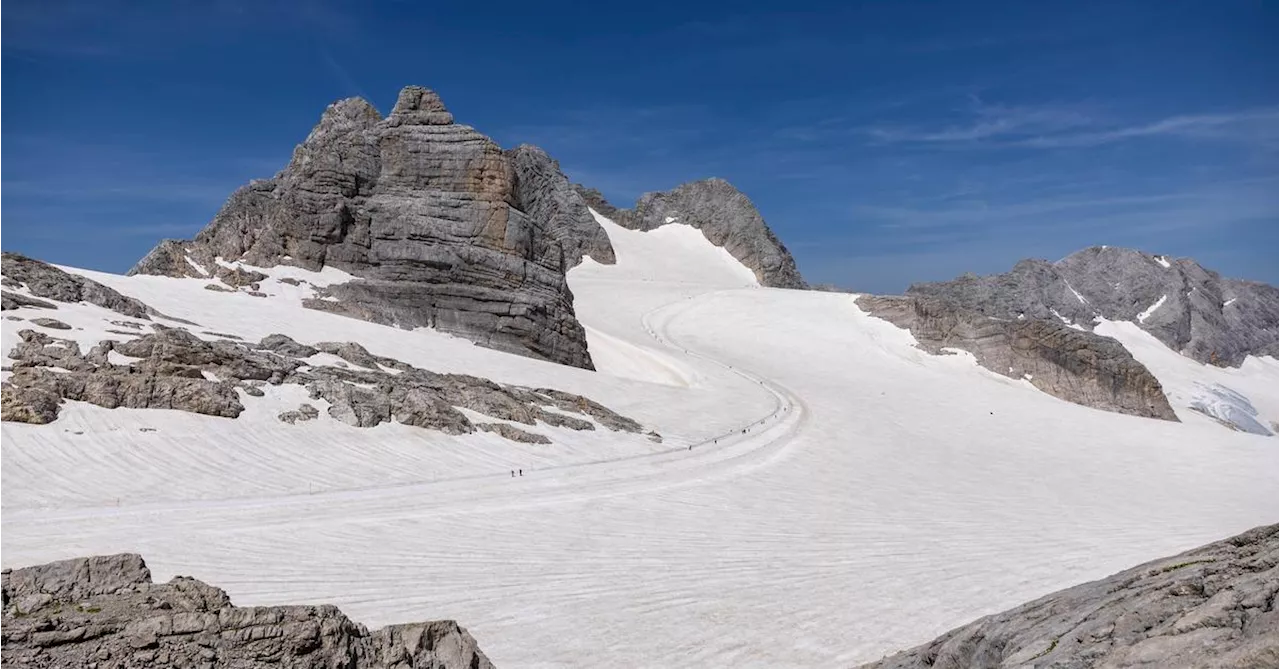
[130,87,616,369]
[908,247,1278,367]
[857,295,1178,420]
[1,553,495,669]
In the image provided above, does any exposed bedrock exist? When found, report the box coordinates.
[857,524,1279,669]
[907,247,1278,367]
[2,252,153,319]
[1,327,653,444]
[573,180,807,289]
[857,295,1178,421]
[129,86,615,369]
[1,553,496,669]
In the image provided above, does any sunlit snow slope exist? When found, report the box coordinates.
[2,213,1275,669]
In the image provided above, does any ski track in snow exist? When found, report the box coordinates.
[2,215,1277,668]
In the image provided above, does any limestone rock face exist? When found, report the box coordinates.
[858,295,1178,421]
[2,252,153,319]
[574,179,807,289]
[508,144,615,266]
[1,553,496,669]
[856,524,1279,669]
[129,86,617,369]
[907,247,1278,367]
[1,328,655,443]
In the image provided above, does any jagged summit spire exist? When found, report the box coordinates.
[388,85,454,125]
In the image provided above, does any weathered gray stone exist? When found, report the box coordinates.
[476,422,552,444]
[857,524,1279,669]
[535,410,595,431]
[508,144,615,266]
[1,291,58,311]
[30,317,72,330]
[313,341,392,370]
[307,379,392,427]
[907,247,1279,367]
[1,252,153,319]
[533,387,645,433]
[277,403,319,424]
[858,295,1179,421]
[0,377,62,424]
[214,266,268,288]
[1,553,495,669]
[2,328,654,443]
[256,334,319,358]
[129,86,610,369]
[574,179,807,289]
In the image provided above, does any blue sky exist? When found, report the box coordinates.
[3,0,1276,292]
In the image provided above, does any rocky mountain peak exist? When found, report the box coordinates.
[387,85,455,125]
[571,179,808,289]
[908,245,1278,366]
[130,85,616,369]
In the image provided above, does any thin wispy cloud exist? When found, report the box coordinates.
[866,100,1276,149]
[1016,110,1277,147]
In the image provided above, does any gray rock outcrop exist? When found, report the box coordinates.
[129,86,617,369]
[507,145,615,266]
[1,327,655,443]
[1,553,495,669]
[856,524,1279,669]
[574,179,808,289]
[858,295,1178,421]
[907,247,1279,367]
[2,252,153,320]
[30,318,72,330]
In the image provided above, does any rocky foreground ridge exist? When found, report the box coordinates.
[857,294,1178,421]
[908,246,1278,367]
[1,553,495,668]
[1,254,653,443]
[575,180,808,289]
[857,524,1279,669]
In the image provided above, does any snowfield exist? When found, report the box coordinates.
[2,214,1276,668]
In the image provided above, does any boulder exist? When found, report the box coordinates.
[476,422,552,444]
[30,317,71,330]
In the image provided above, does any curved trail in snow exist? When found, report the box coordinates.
[2,288,807,532]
